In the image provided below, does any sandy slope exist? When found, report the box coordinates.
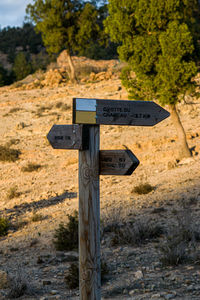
[0,74,200,299]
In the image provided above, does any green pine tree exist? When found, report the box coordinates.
[13,52,32,81]
[26,0,105,82]
[105,0,200,158]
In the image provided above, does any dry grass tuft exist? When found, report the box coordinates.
[132,183,155,195]
[0,145,21,162]
[7,186,21,199]
[102,207,163,247]
[55,101,70,111]
[31,212,43,222]
[21,162,42,172]
[159,207,199,266]
[7,266,34,299]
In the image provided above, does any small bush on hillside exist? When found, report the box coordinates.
[159,233,188,266]
[6,139,20,147]
[101,259,109,284]
[65,259,109,289]
[0,145,21,162]
[8,108,22,114]
[0,217,10,236]
[65,263,79,289]
[7,186,21,199]
[132,183,155,195]
[12,82,24,88]
[21,162,42,172]
[159,208,198,266]
[109,218,163,247]
[53,210,78,251]
[7,267,30,299]
[55,101,70,111]
[14,217,28,230]
[31,212,43,222]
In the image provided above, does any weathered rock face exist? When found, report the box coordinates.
[57,50,119,71]
[0,270,10,289]
[24,69,67,90]
[9,51,122,90]
[40,69,66,87]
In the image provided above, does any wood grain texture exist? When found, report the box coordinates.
[79,125,101,300]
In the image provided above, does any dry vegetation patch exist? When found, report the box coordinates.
[0,145,21,162]
[21,162,42,172]
[7,186,21,199]
[0,217,10,236]
[53,210,78,251]
[132,183,155,195]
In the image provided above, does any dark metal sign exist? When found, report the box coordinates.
[73,98,170,126]
[99,149,139,175]
[47,124,89,150]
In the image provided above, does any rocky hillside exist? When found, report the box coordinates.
[0,60,200,299]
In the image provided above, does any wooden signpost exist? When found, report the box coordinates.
[47,98,170,300]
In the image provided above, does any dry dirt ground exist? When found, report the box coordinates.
[0,69,200,300]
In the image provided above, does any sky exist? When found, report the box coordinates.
[0,0,34,29]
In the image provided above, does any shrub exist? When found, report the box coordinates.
[65,263,79,289]
[159,233,188,266]
[0,145,21,162]
[53,210,78,251]
[14,217,28,230]
[6,139,20,147]
[132,183,155,195]
[8,108,22,114]
[31,212,43,222]
[7,267,28,299]
[109,218,163,247]
[65,259,109,289]
[159,208,198,266]
[55,101,70,110]
[21,162,42,172]
[0,217,10,236]
[7,186,21,199]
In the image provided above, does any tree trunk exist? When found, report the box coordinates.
[169,104,191,159]
[66,50,77,83]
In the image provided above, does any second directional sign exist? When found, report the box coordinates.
[100,150,139,175]
[73,98,170,126]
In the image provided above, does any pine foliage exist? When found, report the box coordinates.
[105,0,200,105]
[26,0,105,57]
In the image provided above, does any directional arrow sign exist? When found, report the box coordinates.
[47,124,89,150]
[73,98,170,126]
[99,150,139,175]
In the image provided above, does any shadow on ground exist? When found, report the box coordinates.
[0,191,77,219]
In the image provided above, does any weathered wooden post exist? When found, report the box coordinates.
[79,125,101,300]
[47,97,170,300]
